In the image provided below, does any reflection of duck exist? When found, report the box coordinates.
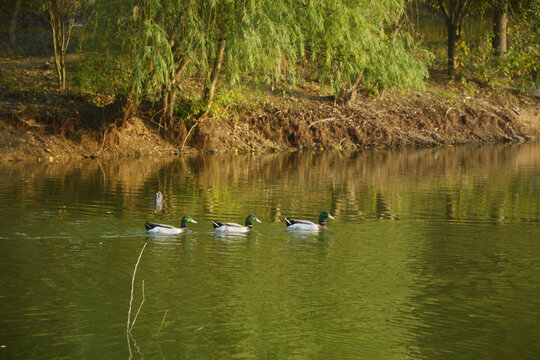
[213,215,261,233]
[145,216,197,234]
[152,191,165,211]
[285,212,334,231]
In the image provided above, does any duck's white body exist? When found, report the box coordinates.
[145,216,197,235]
[213,222,252,233]
[145,223,186,234]
[285,220,320,232]
[213,215,261,233]
[285,212,334,232]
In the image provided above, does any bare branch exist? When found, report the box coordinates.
[130,280,145,331]
[127,242,147,336]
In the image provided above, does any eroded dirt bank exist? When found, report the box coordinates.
[1,59,539,162]
[189,87,539,153]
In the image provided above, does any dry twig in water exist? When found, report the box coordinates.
[156,309,169,337]
[130,280,145,332]
[127,242,147,358]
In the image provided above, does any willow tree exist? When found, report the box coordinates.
[103,0,304,124]
[300,0,429,100]
[90,0,428,123]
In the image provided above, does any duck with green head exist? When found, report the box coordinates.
[285,211,334,231]
[213,214,261,233]
[145,215,197,234]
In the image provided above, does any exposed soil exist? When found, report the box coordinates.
[1,57,539,162]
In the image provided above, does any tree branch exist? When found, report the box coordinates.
[439,1,450,21]
[127,242,147,336]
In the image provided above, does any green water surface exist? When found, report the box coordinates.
[1,144,540,359]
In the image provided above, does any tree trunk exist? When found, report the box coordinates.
[158,87,170,128]
[48,3,73,90]
[50,16,63,88]
[174,56,191,82]
[438,0,471,76]
[338,69,364,106]
[446,20,458,75]
[9,0,22,48]
[156,56,190,126]
[120,88,139,128]
[61,21,66,89]
[492,2,508,56]
[166,89,176,120]
[204,39,226,104]
[158,87,178,125]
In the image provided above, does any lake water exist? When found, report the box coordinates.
[1,144,540,359]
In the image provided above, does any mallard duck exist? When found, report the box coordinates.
[212,214,261,233]
[285,211,334,231]
[145,215,197,234]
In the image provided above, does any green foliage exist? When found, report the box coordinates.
[302,0,429,94]
[174,97,207,122]
[209,88,247,119]
[459,6,539,89]
[132,21,175,99]
[504,1,540,86]
[0,70,19,91]
[70,55,132,103]
[363,34,432,93]
[89,0,430,106]
[173,88,246,121]
[221,0,305,87]
[127,0,176,100]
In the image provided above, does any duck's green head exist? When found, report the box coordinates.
[318,211,334,225]
[180,215,197,228]
[245,214,262,226]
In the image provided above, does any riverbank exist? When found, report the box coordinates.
[1,57,539,162]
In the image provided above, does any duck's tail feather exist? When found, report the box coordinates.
[144,222,155,230]
[285,217,294,227]
[212,221,223,229]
